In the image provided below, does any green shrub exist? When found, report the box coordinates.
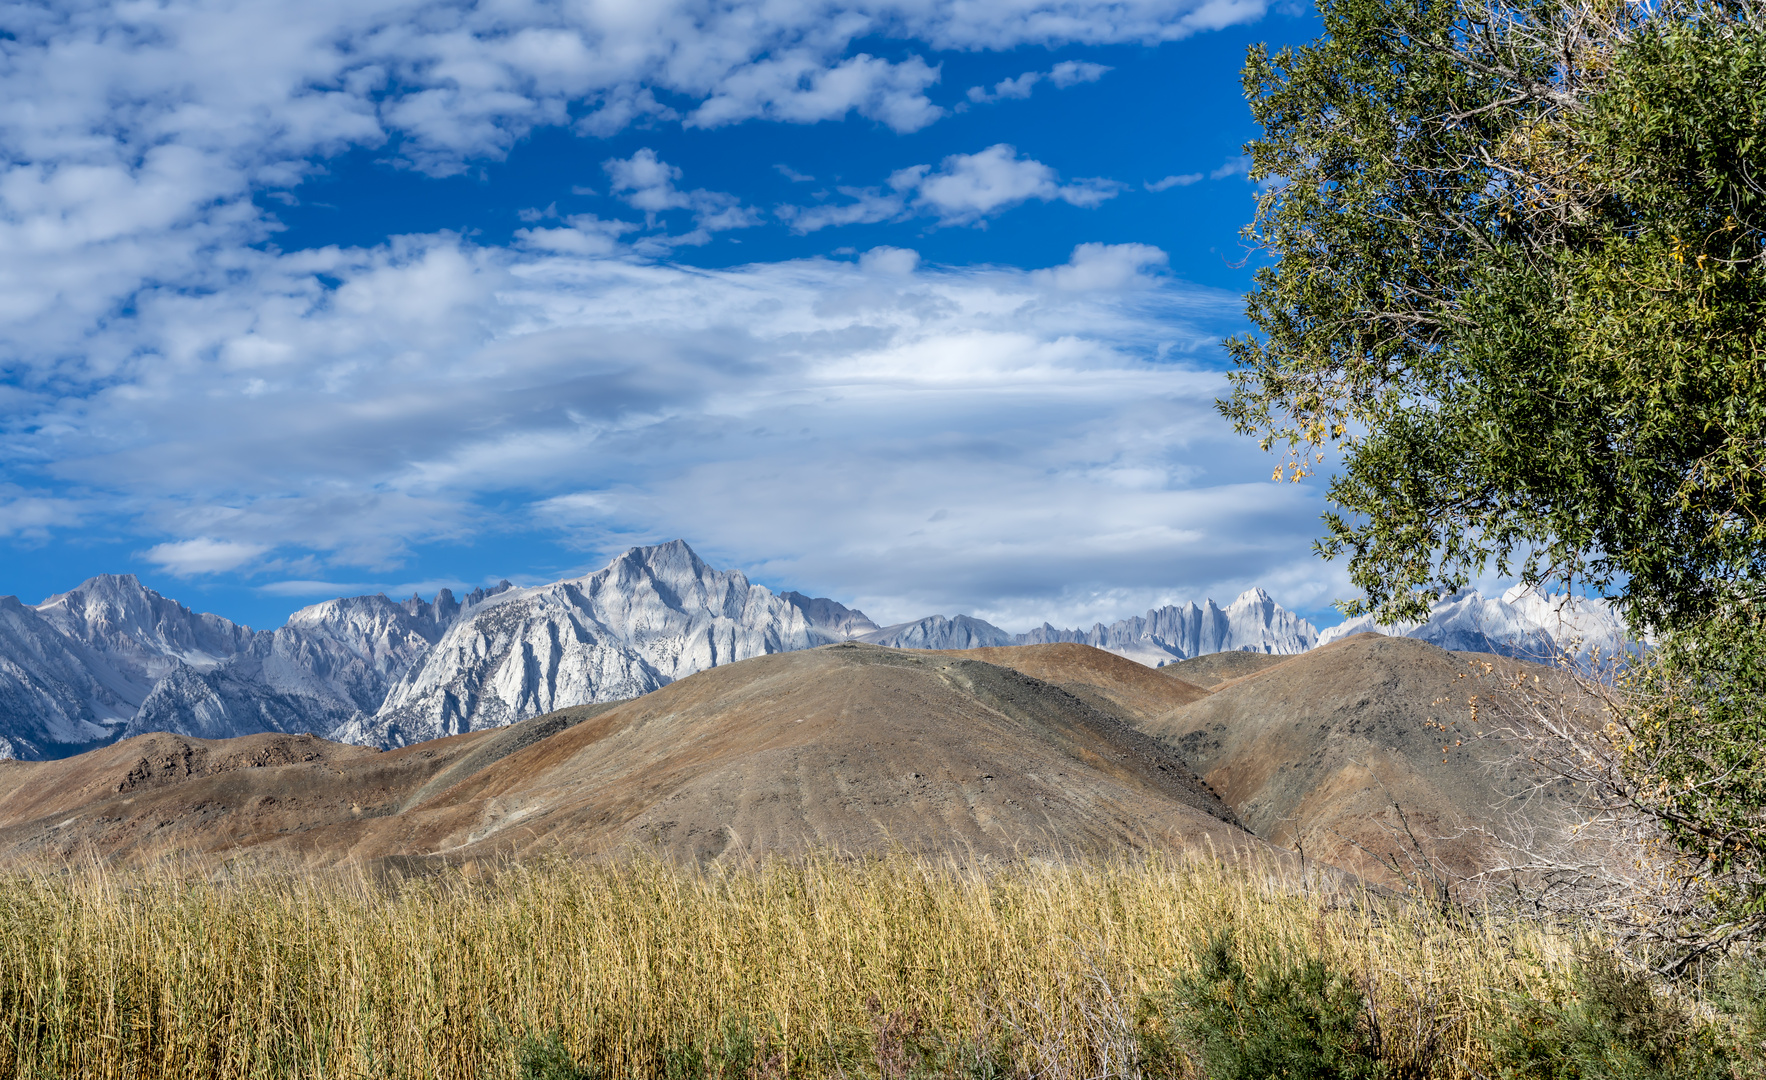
[1158,928,1385,1080]
[516,1030,598,1080]
[1704,951,1766,1077]
[1493,949,1727,1080]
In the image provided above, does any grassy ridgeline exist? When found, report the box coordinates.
[0,850,1567,1080]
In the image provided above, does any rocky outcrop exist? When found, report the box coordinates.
[127,664,332,742]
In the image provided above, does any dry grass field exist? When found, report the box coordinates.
[0,847,1583,1080]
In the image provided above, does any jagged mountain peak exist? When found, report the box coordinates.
[33,572,256,674]
[356,543,877,747]
[37,571,146,601]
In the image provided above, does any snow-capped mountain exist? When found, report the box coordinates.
[865,588,1320,666]
[0,595,135,759]
[0,576,259,759]
[1316,585,1631,662]
[0,541,1631,762]
[0,575,502,759]
[119,587,496,743]
[356,541,878,746]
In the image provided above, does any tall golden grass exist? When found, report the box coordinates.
[0,848,1573,1080]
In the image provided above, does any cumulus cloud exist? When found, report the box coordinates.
[601,149,763,244]
[1032,242,1169,290]
[688,53,945,132]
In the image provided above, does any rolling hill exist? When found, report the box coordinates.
[0,643,1254,867]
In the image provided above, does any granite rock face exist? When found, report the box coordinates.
[356,541,879,747]
[117,589,476,742]
[0,595,133,759]
[0,576,259,758]
[868,588,1321,667]
[0,575,498,757]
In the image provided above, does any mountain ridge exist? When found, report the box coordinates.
[0,542,1624,760]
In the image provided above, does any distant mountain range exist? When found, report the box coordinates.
[0,540,1628,760]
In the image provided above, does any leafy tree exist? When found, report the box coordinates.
[1224,0,1766,962]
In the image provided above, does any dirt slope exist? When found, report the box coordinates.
[1141,633,1563,883]
[1161,650,1295,688]
[931,644,1210,724]
[0,644,1254,868]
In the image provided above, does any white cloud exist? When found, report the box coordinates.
[688,53,945,132]
[605,150,691,214]
[902,144,1123,225]
[1048,60,1113,88]
[3,234,1335,622]
[515,215,641,256]
[0,0,1314,625]
[143,538,272,576]
[0,487,86,540]
[1142,155,1249,192]
[0,2,1268,375]
[964,60,1111,105]
[1146,173,1203,191]
[779,144,1122,231]
[776,188,908,232]
[1033,242,1169,290]
[1211,155,1252,180]
[603,149,763,234]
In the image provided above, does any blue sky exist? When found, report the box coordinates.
[0,0,1350,634]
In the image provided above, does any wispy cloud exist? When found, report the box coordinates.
[1144,154,1252,192]
[1211,155,1253,180]
[779,144,1122,231]
[4,232,1331,626]
[143,539,271,577]
[1145,173,1203,191]
[964,60,1112,105]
